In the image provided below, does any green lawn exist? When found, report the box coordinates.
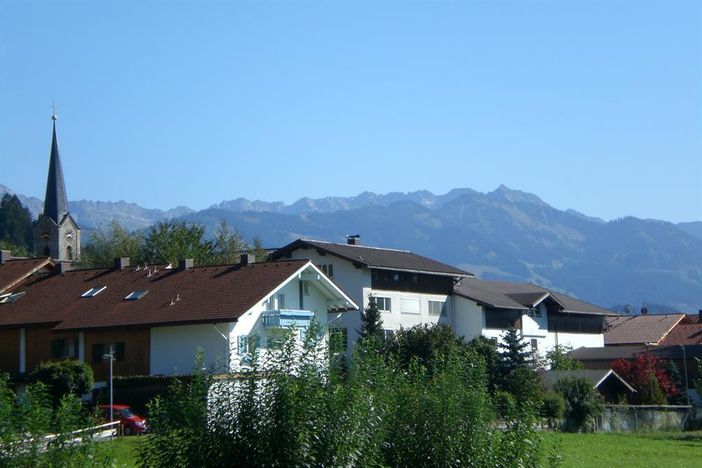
[96,432,702,467]
[94,435,143,467]
[542,431,702,468]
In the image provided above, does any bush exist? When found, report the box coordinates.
[386,323,470,375]
[0,373,99,466]
[141,325,545,467]
[27,360,93,406]
[553,377,604,432]
[541,392,566,429]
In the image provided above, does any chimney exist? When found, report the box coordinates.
[114,257,130,270]
[239,253,256,266]
[346,234,361,246]
[0,250,11,264]
[179,258,194,270]
[56,262,72,274]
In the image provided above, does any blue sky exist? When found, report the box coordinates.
[1,1,700,222]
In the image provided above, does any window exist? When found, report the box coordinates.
[81,286,106,298]
[124,290,148,300]
[237,335,260,355]
[401,298,420,315]
[0,291,25,304]
[530,339,538,352]
[373,296,392,312]
[527,307,542,318]
[92,342,125,363]
[485,308,523,329]
[428,300,446,317]
[276,293,285,309]
[266,328,290,349]
[329,328,348,354]
[318,264,334,278]
[302,282,310,296]
[383,329,396,341]
[67,245,73,260]
[51,338,79,360]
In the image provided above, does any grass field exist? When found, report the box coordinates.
[94,435,142,467]
[97,431,702,467]
[542,431,702,468]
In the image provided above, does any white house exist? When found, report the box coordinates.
[0,255,357,382]
[271,237,472,354]
[272,237,610,355]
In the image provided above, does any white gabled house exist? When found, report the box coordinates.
[272,237,611,356]
[0,255,357,382]
[271,237,471,354]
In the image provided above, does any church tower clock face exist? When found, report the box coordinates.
[65,229,74,241]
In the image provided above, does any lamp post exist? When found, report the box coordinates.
[102,346,115,432]
[681,344,691,406]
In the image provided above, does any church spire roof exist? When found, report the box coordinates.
[42,114,69,224]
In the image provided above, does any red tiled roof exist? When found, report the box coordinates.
[0,260,310,330]
[604,314,688,346]
[0,257,52,294]
[659,323,702,346]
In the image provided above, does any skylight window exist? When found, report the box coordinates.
[124,290,148,301]
[81,286,107,298]
[0,292,25,304]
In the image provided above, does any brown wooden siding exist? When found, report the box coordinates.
[371,270,454,294]
[25,327,78,373]
[84,328,150,381]
[0,328,20,375]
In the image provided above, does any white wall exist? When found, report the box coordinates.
[453,296,485,341]
[227,268,336,371]
[150,323,234,375]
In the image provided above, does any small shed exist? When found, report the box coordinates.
[542,369,636,403]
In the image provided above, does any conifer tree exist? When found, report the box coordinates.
[498,327,531,376]
[358,295,384,342]
[0,194,33,253]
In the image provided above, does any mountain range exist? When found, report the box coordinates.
[2,183,701,312]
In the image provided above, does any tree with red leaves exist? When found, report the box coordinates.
[611,353,678,404]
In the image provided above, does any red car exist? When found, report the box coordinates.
[99,404,148,435]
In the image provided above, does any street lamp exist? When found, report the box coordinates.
[681,344,691,406]
[102,346,115,432]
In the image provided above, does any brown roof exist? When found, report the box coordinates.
[659,323,702,346]
[272,239,471,277]
[0,260,312,330]
[453,278,611,315]
[0,257,52,294]
[604,314,688,346]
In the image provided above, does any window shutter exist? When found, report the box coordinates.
[238,336,246,355]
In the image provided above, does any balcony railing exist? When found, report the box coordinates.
[262,309,314,328]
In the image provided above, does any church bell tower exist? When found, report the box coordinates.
[33,113,80,262]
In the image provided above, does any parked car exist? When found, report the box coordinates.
[99,404,147,435]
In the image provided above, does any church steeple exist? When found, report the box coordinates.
[43,114,69,224]
[33,112,80,262]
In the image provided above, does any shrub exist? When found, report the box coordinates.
[611,353,677,404]
[553,377,604,432]
[141,325,545,467]
[27,360,93,406]
[541,392,566,429]
[0,373,98,466]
